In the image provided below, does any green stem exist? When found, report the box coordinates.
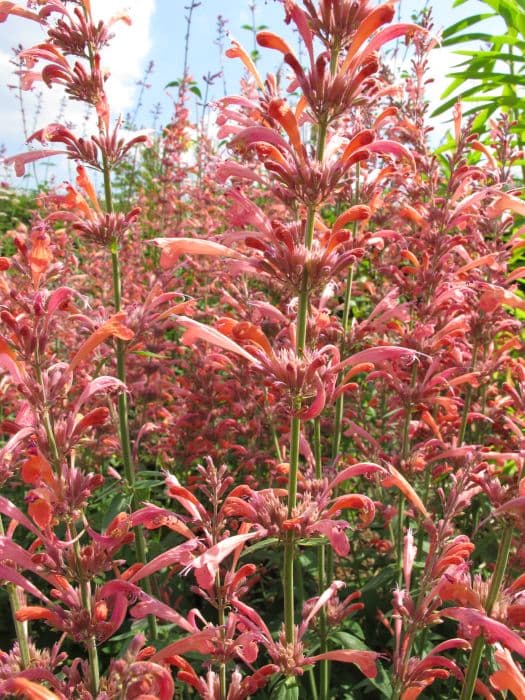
[307,666,319,700]
[71,522,100,696]
[313,418,328,700]
[458,344,479,446]
[396,362,418,587]
[331,162,359,468]
[460,524,513,700]
[415,463,432,557]
[104,166,158,641]
[283,178,321,651]
[0,517,31,668]
[216,572,227,700]
[267,389,283,462]
[283,69,330,683]
[33,352,61,472]
[284,415,301,644]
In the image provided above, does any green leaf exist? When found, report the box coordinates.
[164,80,180,88]
[475,0,525,33]
[102,492,130,529]
[433,85,481,116]
[431,85,494,117]
[270,677,300,700]
[454,49,525,62]
[442,13,496,39]
[241,537,279,556]
[361,564,396,593]
[330,630,368,651]
[442,31,497,45]
[447,71,525,84]
[298,537,326,547]
[353,663,392,697]
[442,31,524,46]
[461,95,518,106]
[440,75,470,100]
[190,85,202,98]
[133,350,168,359]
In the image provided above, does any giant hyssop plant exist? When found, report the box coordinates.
[0,2,524,700]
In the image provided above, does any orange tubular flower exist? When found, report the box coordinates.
[490,645,525,698]
[69,312,134,372]
[0,677,62,700]
[257,2,421,123]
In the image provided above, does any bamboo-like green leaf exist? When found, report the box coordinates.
[461,95,518,105]
[442,32,524,46]
[454,49,525,61]
[447,71,525,83]
[437,0,525,130]
[476,0,525,33]
[440,76,476,101]
[442,13,497,38]
[443,31,493,47]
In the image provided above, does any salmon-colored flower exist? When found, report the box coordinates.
[258,2,419,124]
[0,677,61,700]
[153,236,245,269]
[69,312,134,372]
[443,607,525,657]
[0,2,43,23]
[0,337,26,383]
[490,645,525,698]
[21,453,54,486]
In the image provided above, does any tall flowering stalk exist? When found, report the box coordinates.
[0,1,524,698]
[185,1,422,696]
[3,0,160,639]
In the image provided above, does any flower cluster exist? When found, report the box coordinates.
[0,1,523,699]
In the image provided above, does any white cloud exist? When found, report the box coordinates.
[0,1,155,182]
[92,0,155,117]
[426,45,471,123]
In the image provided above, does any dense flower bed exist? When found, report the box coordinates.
[0,2,524,699]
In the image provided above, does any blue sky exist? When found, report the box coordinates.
[0,0,501,183]
[142,0,499,131]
